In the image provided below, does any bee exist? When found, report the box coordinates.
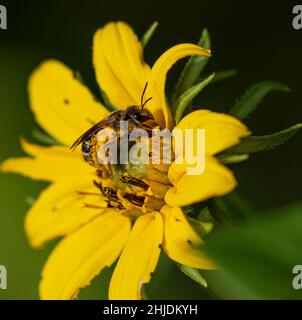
[71,83,155,169]
[71,84,170,211]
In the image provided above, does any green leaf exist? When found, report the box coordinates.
[173,28,211,103]
[141,21,158,48]
[188,217,213,237]
[218,153,249,164]
[196,205,213,222]
[185,205,214,236]
[211,69,238,83]
[212,192,254,225]
[204,203,302,299]
[179,265,208,288]
[174,73,215,123]
[31,128,59,145]
[226,124,302,154]
[229,81,290,120]
[209,192,254,228]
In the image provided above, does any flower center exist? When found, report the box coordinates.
[93,124,173,213]
[94,161,171,213]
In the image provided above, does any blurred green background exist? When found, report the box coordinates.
[0,0,301,299]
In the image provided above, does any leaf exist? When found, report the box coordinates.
[218,153,249,164]
[179,265,208,288]
[188,217,213,237]
[226,124,302,154]
[31,128,59,145]
[212,192,254,225]
[229,81,290,120]
[174,73,215,123]
[173,28,211,103]
[208,192,254,228]
[141,21,158,48]
[211,69,238,83]
[197,205,213,222]
[204,203,302,299]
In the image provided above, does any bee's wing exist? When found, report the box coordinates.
[70,114,118,150]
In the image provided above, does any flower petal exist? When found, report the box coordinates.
[0,139,95,182]
[148,44,211,129]
[40,210,131,300]
[93,21,151,109]
[25,180,107,248]
[29,59,108,146]
[109,213,163,300]
[165,156,237,207]
[175,110,251,156]
[161,205,215,269]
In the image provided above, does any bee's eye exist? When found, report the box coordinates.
[132,112,140,119]
[129,111,141,122]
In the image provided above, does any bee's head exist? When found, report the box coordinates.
[125,106,154,124]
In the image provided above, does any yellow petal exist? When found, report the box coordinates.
[29,59,108,146]
[175,109,250,156]
[148,44,211,129]
[25,180,107,248]
[1,139,95,182]
[93,21,151,109]
[40,210,131,300]
[109,213,163,300]
[165,156,237,207]
[161,205,215,269]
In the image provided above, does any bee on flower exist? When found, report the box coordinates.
[1,21,252,300]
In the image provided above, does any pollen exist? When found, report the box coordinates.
[94,163,171,213]
[94,133,173,214]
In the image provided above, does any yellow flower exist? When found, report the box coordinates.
[0,21,250,300]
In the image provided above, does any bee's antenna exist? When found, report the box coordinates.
[141,82,148,110]
[142,97,153,109]
[141,82,152,110]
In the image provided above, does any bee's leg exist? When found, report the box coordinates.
[122,192,145,207]
[82,203,105,210]
[76,191,101,196]
[120,175,149,190]
[93,180,103,190]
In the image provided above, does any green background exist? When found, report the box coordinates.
[0,0,301,299]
